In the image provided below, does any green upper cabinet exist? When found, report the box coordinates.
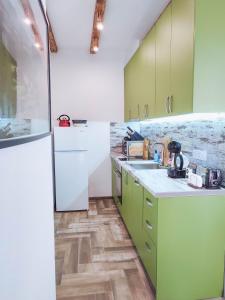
[156,0,194,117]
[124,54,138,121]
[193,0,225,112]
[124,0,225,119]
[170,0,194,115]
[139,26,156,119]
[155,4,172,117]
[124,26,156,121]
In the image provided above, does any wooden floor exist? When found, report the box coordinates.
[55,198,155,300]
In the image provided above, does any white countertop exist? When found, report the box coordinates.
[111,153,225,198]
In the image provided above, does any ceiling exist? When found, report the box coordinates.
[47,0,170,63]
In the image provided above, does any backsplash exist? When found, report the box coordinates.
[110,116,225,180]
[110,121,140,153]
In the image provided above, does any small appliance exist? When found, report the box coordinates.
[205,168,222,189]
[167,141,186,178]
[57,114,71,127]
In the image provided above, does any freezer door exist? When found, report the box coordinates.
[54,127,88,151]
[55,151,88,211]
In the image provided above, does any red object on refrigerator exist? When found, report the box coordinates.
[57,115,71,127]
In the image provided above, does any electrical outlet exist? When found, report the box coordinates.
[192,149,207,161]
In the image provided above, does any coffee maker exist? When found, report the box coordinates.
[167,141,186,178]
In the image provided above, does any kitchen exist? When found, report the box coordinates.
[1,1,225,300]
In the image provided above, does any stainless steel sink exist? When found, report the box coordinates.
[130,164,160,170]
[126,161,160,170]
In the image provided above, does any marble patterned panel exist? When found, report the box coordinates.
[110,117,225,180]
[110,121,140,153]
[140,117,225,180]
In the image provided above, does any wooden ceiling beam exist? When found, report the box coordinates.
[90,0,106,54]
[46,13,58,53]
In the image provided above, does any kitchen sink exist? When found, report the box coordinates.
[126,161,160,170]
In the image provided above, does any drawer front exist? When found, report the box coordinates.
[140,232,157,288]
[143,190,158,244]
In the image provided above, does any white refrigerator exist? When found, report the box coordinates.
[54,127,88,211]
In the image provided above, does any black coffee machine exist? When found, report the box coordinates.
[167,141,186,178]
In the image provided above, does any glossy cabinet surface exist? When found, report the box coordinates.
[143,190,158,245]
[124,26,156,121]
[170,0,194,115]
[124,0,225,119]
[193,0,225,112]
[120,164,225,300]
[155,3,172,117]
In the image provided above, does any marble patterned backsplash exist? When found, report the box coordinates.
[110,121,140,153]
[110,116,225,180]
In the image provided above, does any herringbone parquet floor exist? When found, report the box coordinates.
[55,198,155,300]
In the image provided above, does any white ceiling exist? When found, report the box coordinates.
[47,0,170,63]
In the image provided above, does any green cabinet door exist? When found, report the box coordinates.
[155,3,172,117]
[124,52,140,121]
[193,0,225,112]
[121,170,132,227]
[170,0,194,115]
[139,26,156,119]
[124,26,156,121]
[156,195,225,300]
[129,177,144,250]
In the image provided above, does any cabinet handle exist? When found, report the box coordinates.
[165,96,170,113]
[144,104,147,119]
[134,180,140,186]
[146,198,153,207]
[145,220,153,230]
[145,241,151,252]
[138,104,140,120]
[146,104,149,118]
[169,95,173,113]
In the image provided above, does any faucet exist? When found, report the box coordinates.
[153,142,166,166]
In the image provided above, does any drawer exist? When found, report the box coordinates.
[143,190,158,244]
[140,232,157,288]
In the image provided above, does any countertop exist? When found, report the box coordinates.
[111,153,225,198]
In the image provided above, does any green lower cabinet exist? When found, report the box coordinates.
[121,169,132,227]
[120,168,225,300]
[156,195,225,300]
[122,169,144,249]
[143,190,158,245]
[139,231,157,288]
[129,177,143,250]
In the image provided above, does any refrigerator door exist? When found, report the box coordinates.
[54,127,88,151]
[55,150,88,211]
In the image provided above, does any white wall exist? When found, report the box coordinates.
[50,51,124,197]
[87,122,111,197]
[50,51,124,122]
[0,136,56,300]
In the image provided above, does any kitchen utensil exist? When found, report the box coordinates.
[57,114,71,127]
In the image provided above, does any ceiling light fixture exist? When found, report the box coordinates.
[34,42,41,49]
[96,21,104,31]
[24,17,32,25]
[90,0,106,54]
[93,46,99,52]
